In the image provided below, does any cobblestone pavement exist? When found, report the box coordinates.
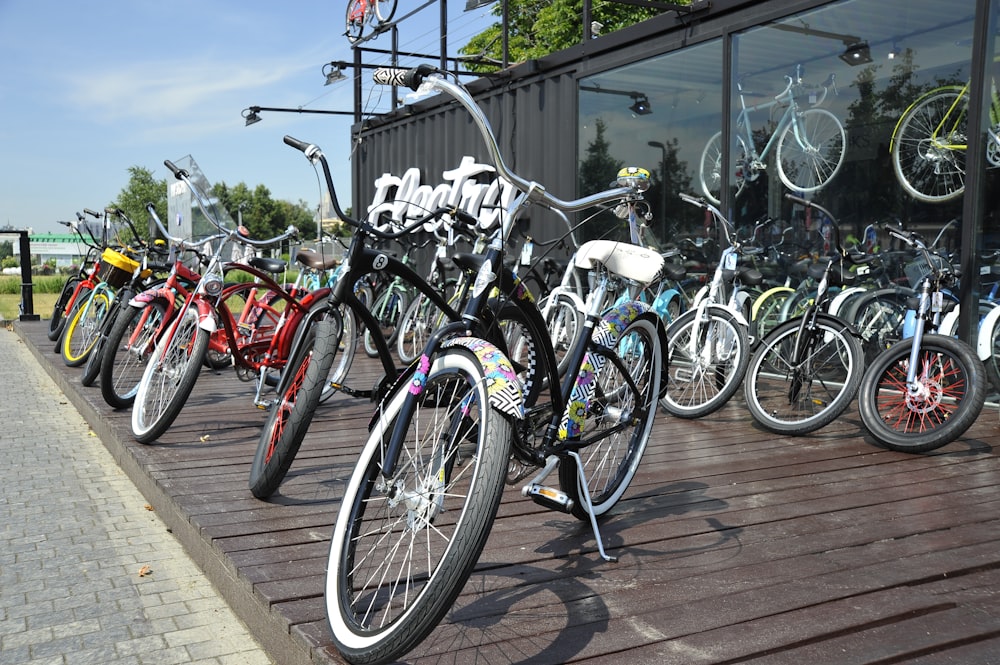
[0,326,275,665]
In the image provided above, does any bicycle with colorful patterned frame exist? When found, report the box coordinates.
[315,64,667,665]
[345,0,396,43]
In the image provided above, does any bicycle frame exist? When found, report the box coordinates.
[737,71,827,171]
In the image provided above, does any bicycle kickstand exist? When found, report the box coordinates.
[521,453,618,563]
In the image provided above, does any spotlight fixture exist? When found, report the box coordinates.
[839,41,872,66]
[888,41,902,60]
[323,62,347,85]
[629,93,652,116]
[242,108,262,126]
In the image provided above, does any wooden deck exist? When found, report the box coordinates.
[16,319,1000,665]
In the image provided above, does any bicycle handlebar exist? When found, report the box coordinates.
[371,65,640,239]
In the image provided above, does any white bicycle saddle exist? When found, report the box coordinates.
[573,240,664,286]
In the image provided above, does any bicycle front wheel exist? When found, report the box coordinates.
[744,316,864,435]
[100,301,168,409]
[891,87,967,203]
[396,293,443,365]
[374,0,397,22]
[558,316,662,519]
[251,314,343,499]
[326,348,512,665]
[62,290,112,367]
[48,276,81,341]
[776,108,846,194]
[857,334,986,453]
[660,307,750,418]
[364,286,407,358]
[132,307,209,443]
[541,292,583,376]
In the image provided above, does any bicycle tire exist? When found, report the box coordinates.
[319,305,358,403]
[62,290,112,367]
[751,285,794,342]
[857,334,986,452]
[982,311,1000,394]
[744,315,864,435]
[48,276,81,341]
[80,334,106,386]
[890,86,967,203]
[396,292,444,364]
[373,0,397,23]
[698,132,750,206]
[363,286,407,357]
[326,347,512,664]
[557,316,661,519]
[776,108,846,194]
[660,306,750,418]
[100,301,169,409]
[132,307,209,443]
[541,292,584,376]
[250,313,342,499]
[843,287,911,360]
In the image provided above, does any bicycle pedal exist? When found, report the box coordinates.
[523,483,574,513]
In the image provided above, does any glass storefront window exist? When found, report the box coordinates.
[729,0,977,273]
[578,39,723,250]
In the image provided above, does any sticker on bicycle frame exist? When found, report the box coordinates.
[559,301,649,439]
[473,258,496,298]
[442,337,524,420]
[723,251,737,271]
[520,241,533,266]
[372,254,388,271]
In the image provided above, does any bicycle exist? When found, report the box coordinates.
[856,225,986,452]
[890,77,1000,203]
[743,195,868,435]
[250,161,544,500]
[699,64,846,206]
[319,64,666,665]
[130,159,304,444]
[47,210,104,343]
[345,0,396,43]
[659,194,760,419]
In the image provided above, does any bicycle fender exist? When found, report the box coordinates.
[440,337,524,420]
[131,286,176,311]
[977,305,1000,361]
[195,299,217,333]
[651,287,682,322]
[541,287,586,318]
[559,300,659,439]
[706,302,750,328]
[939,306,960,338]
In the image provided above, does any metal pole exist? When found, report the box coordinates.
[17,231,38,321]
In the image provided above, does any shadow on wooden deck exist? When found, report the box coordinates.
[16,320,1000,665]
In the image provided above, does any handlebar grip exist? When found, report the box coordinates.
[453,209,478,227]
[784,193,810,207]
[163,160,187,179]
[283,135,311,153]
[372,64,437,91]
[84,208,101,218]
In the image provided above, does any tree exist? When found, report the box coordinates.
[460,0,681,71]
[578,118,625,241]
[112,166,168,240]
[212,182,317,242]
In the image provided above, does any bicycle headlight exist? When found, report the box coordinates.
[203,273,224,297]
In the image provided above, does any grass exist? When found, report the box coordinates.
[0,293,58,321]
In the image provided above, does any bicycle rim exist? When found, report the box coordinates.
[891,88,967,203]
[745,318,863,434]
[326,349,511,664]
[559,317,661,518]
[776,108,846,193]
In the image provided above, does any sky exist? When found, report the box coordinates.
[0,0,496,235]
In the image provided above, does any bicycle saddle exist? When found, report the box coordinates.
[294,248,340,271]
[573,240,664,286]
[249,256,288,274]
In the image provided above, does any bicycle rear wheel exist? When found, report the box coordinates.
[374,0,397,22]
[131,307,209,443]
[776,108,846,193]
[891,87,967,203]
[660,307,749,418]
[364,286,407,358]
[345,0,368,43]
[558,316,661,519]
[744,316,863,434]
[541,292,583,376]
[326,347,512,664]
[857,335,986,452]
[250,313,343,499]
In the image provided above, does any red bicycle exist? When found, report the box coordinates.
[345,0,397,43]
[129,159,325,444]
